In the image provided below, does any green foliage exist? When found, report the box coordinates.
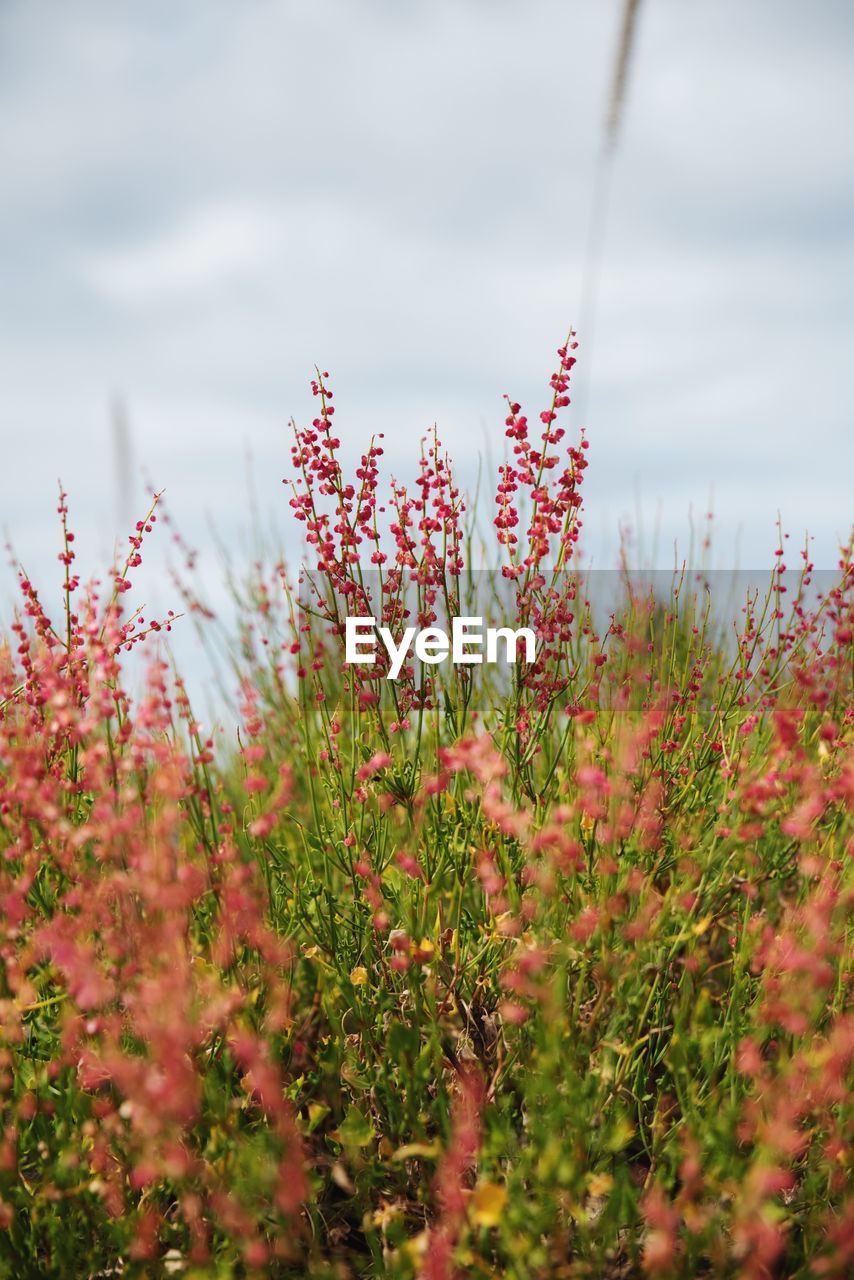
[0,387,852,1277]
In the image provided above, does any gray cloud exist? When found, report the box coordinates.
[1,0,851,645]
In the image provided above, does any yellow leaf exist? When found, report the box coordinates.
[606,1117,635,1152]
[471,1181,508,1227]
[370,1199,401,1230]
[587,1172,613,1197]
[692,915,713,937]
[392,1141,441,1162]
[307,1103,330,1133]
[350,966,368,986]
[402,1231,429,1261]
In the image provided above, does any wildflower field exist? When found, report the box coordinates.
[0,341,851,1278]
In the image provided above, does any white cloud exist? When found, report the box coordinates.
[78,203,281,305]
[0,0,850,618]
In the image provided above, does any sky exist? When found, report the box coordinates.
[1,0,852,682]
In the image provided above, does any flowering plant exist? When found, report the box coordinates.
[0,342,852,1278]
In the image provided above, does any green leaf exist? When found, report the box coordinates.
[387,1020,418,1063]
[337,1105,375,1149]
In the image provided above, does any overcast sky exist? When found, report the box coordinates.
[1,0,852,651]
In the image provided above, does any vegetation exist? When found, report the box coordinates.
[0,341,851,1277]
